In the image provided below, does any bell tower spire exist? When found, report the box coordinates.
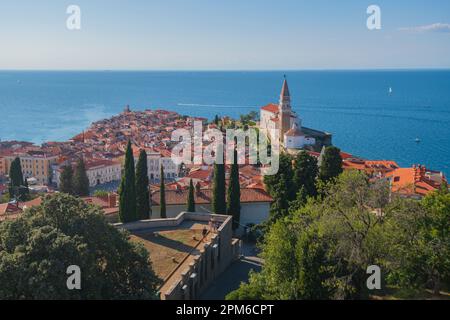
[279,76,292,139]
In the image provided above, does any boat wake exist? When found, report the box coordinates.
[177,103,258,109]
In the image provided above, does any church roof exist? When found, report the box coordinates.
[261,103,279,114]
[285,122,304,137]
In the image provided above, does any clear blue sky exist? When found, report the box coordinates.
[1,0,450,70]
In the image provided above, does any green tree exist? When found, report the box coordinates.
[227,149,241,230]
[212,161,226,214]
[187,179,196,212]
[8,157,24,200]
[73,158,90,197]
[229,171,397,300]
[293,151,318,198]
[59,165,74,195]
[264,153,295,202]
[119,141,137,223]
[136,150,150,220]
[160,165,167,218]
[23,178,30,198]
[389,188,450,295]
[319,146,343,183]
[289,187,308,213]
[268,174,291,221]
[0,193,160,299]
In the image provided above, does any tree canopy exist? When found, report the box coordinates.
[319,146,343,183]
[227,149,241,230]
[119,141,137,223]
[59,165,74,195]
[228,170,449,300]
[0,193,160,299]
[136,150,150,220]
[8,157,28,200]
[212,161,226,215]
[187,179,196,212]
[160,165,167,219]
[73,158,90,197]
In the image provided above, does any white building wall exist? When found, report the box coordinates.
[86,164,122,187]
[145,153,180,180]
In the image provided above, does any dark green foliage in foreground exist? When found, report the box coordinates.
[319,146,343,183]
[227,171,450,300]
[0,193,160,299]
[264,152,319,221]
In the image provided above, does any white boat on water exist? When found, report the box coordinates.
[388,87,393,94]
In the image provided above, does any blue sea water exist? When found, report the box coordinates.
[0,70,449,175]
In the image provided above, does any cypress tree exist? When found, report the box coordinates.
[187,179,196,212]
[22,178,30,200]
[227,149,241,230]
[59,165,74,195]
[119,141,137,223]
[160,165,167,218]
[9,157,24,199]
[136,150,150,220]
[212,161,226,214]
[73,158,90,197]
[319,146,343,183]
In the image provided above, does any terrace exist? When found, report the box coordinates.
[117,211,238,299]
[130,220,213,282]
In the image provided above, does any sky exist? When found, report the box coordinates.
[0,0,450,70]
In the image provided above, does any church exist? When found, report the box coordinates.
[260,78,321,150]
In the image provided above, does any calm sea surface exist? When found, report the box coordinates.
[0,70,449,175]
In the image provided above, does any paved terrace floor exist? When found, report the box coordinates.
[130,220,216,295]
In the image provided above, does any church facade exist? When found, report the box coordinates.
[260,78,330,150]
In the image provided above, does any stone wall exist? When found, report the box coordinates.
[115,211,241,300]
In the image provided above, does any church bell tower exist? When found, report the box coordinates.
[279,76,292,139]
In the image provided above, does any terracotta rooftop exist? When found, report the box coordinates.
[386,165,446,197]
[151,187,273,206]
[261,103,279,114]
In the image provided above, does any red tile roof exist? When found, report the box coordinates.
[386,165,446,197]
[0,203,22,221]
[151,188,273,206]
[261,103,279,114]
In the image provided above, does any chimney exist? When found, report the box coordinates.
[108,193,117,208]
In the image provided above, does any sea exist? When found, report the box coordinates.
[0,70,449,176]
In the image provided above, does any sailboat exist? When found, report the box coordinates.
[415,137,421,143]
[388,87,393,94]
